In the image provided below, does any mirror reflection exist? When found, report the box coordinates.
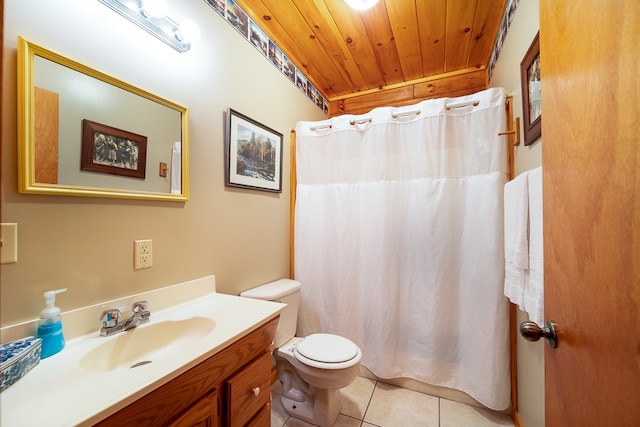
[18,37,189,201]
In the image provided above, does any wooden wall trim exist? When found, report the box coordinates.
[289,130,296,280]
[506,96,516,180]
[413,69,487,99]
[505,95,518,423]
[328,68,488,117]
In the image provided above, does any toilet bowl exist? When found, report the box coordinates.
[241,279,362,427]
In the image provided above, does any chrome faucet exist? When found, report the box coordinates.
[123,301,150,330]
[99,308,121,336]
[99,301,150,336]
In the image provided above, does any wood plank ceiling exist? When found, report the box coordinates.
[231,0,508,116]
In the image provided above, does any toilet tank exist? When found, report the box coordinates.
[240,279,302,348]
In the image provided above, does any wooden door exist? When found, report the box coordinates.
[540,1,640,425]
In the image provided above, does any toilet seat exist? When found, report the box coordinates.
[293,334,361,370]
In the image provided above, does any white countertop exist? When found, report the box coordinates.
[0,292,284,427]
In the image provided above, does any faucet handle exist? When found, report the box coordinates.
[100,308,121,328]
[131,301,149,313]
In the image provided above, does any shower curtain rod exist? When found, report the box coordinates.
[308,103,466,129]
[305,96,510,132]
[308,115,374,130]
[389,99,481,117]
[391,109,421,118]
[350,117,372,125]
[445,99,480,110]
[309,123,332,131]
[296,96,515,136]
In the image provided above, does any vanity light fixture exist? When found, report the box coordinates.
[176,19,201,44]
[139,0,167,17]
[97,0,199,52]
[344,0,380,11]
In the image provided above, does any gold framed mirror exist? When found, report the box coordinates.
[17,36,189,201]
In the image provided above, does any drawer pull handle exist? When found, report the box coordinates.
[252,387,260,397]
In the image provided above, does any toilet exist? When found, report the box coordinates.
[241,279,362,427]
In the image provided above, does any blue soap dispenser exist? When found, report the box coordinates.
[36,288,67,359]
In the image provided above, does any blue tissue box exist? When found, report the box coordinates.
[1,337,42,392]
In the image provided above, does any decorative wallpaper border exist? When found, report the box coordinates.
[488,0,520,80]
[204,0,329,114]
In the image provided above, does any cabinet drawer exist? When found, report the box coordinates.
[245,402,270,427]
[226,352,271,426]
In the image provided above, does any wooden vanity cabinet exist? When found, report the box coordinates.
[94,316,278,427]
[169,389,221,427]
[225,352,272,426]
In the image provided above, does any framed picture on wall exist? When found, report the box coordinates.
[520,31,541,146]
[225,108,283,193]
[81,119,147,179]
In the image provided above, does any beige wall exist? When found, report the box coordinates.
[490,1,544,426]
[3,2,545,421]
[1,0,325,326]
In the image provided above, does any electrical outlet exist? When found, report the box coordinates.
[134,239,152,270]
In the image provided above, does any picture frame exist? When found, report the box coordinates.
[225,108,283,193]
[520,31,541,146]
[81,119,147,179]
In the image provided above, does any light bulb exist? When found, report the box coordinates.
[177,19,201,43]
[344,0,379,11]
[140,0,168,18]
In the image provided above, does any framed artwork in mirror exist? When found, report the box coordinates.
[81,119,147,179]
[520,31,541,146]
[225,108,283,193]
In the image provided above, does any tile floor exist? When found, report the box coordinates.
[270,376,514,427]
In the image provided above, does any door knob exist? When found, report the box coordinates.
[519,320,558,348]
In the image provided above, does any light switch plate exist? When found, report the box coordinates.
[1,223,18,264]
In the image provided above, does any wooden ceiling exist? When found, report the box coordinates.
[231,0,508,113]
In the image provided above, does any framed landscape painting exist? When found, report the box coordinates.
[225,108,283,192]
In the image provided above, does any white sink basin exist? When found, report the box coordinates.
[1,288,286,427]
[79,316,215,372]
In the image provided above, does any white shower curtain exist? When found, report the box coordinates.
[293,87,510,410]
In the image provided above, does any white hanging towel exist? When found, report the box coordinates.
[170,141,181,194]
[524,167,544,326]
[503,170,529,310]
